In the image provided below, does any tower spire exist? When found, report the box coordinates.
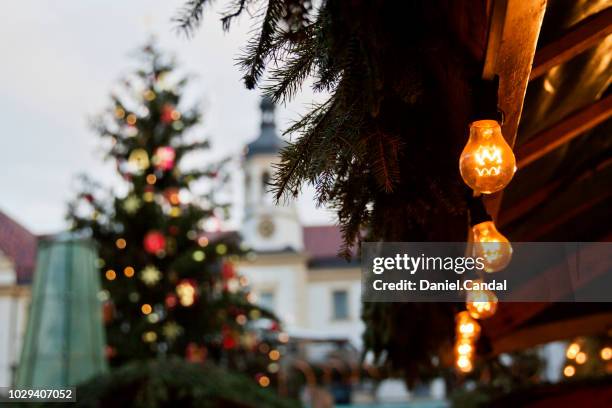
[246,97,285,157]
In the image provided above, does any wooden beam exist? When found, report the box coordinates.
[491,312,612,355]
[500,156,612,227]
[530,7,612,80]
[481,0,548,218]
[516,94,612,168]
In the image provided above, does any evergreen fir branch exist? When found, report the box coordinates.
[238,0,285,89]
[221,0,249,30]
[173,0,212,36]
[262,35,315,103]
[369,130,401,192]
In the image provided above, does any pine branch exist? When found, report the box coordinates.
[173,0,212,36]
[239,0,285,89]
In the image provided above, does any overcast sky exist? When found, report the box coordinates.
[0,1,333,234]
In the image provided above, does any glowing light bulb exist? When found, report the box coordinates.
[563,365,575,377]
[566,342,580,359]
[455,338,474,357]
[472,221,513,272]
[456,311,481,341]
[600,347,612,361]
[456,354,473,373]
[466,286,498,319]
[459,120,516,194]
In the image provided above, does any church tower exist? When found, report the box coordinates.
[242,97,303,252]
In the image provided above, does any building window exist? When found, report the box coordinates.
[259,290,275,312]
[332,290,349,320]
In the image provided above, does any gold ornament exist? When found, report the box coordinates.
[128,149,150,173]
[123,195,141,214]
[140,266,161,286]
[162,321,183,340]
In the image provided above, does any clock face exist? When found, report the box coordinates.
[258,217,275,238]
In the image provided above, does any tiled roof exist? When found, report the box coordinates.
[302,225,345,258]
[0,210,37,284]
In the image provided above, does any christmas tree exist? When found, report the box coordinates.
[67,44,282,375]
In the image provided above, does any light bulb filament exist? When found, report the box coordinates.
[475,146,502,166]
[475,166,501,177]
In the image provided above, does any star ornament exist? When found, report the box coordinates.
[140,265,162,286]
[123,195,141,214]
[162,321,183,341]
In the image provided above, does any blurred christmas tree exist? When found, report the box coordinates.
[67,45,283,380]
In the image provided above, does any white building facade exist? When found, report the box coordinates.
[0,212,35,388]
[238,98,364,347]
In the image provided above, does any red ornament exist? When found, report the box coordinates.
[83,193,94,203]
[222,262,236,281]
[165,293,178,309]
[160,104,175,124]
[269,321,280,332]
[153,146,176,171]
[102,301,114,324]
[105,345,117,359]
[143,230,166,254]
[168,225,179,236]
[186,342,207,363]
[222,333,237,350]
[163,187,180,205]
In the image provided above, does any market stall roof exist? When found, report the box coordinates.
[460,0,612,353]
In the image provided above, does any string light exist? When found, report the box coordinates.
[105,270,117,281]
[142,331,157,343]
[146,174,157,184]
[115,238,127,249]
[126,113,137,125]
[459,120,516,194]
[456,311,481,341]
[258,375,270,387]
[268,350,280,361]
[454,338,474,357]
[144,90,156,101]
[128,149,150,172]
[575,351,587,365]
[566,342,580,359]
[216,244,228,255]
[141,304,152,315]
[472,221,512,272]
[176,279,197,307]
[456,355,473,373]
[123,266,135,278]
[454,311,480,374]
[466,284,498,319]
[192,250,205,262]
[563,365,576,377]
[601,347,612,361]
